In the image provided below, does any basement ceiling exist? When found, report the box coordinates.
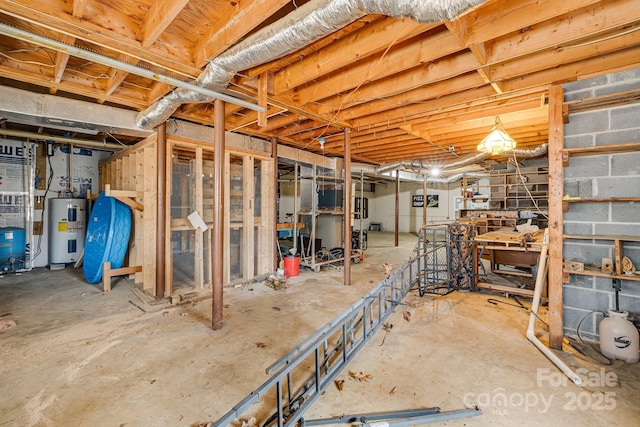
[0,0,638,165]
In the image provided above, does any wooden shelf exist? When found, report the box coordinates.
[562,141,640,166]
[489,165,548,210]
[563,267,640,282]
[564,234,640,242]
[562,197,640,212]
[563,234,640,281]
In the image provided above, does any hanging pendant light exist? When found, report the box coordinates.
[477,117,517,154]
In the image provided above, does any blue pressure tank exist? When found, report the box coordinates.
[0,227,26,270]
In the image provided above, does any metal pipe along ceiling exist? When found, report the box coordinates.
[0,23,264,115]
[135,0,488,129]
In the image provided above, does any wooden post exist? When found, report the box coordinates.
[395,170,399,247]
[156,122,166,299]
[422,174,427,225]
[212,99,225,330]
[548,85,565,350]
[343,128,351,286]
[194,147,204,289]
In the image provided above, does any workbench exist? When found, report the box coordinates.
[474,230,545,297]
[277,222,304,238]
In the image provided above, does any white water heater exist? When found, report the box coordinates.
[49,198,87,264]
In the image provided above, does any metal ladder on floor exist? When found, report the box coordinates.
[213,225,474,426]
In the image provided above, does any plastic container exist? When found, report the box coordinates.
[283,255,300,277]
[0,227,26,269]
[599,310,639,363]
[83,192,132,284]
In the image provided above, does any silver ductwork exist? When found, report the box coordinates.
[376,143,549,175]
[136,0,487,129]
[426,172,490,184]
[375,151,491,174]
[503,143,549,159]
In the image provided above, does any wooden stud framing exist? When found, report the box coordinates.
[224,151,232,284]
[100,131,274,299]
[243,155,255,279]
[99,135,157,295]
[194,147,204,289]
[548,84,565,350]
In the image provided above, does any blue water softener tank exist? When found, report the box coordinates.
[0,227,26,270]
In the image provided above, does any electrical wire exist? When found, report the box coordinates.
[511,150,549,219]
[576,309,606,344]
[0,50,55,68]
[104,132,128,147]
[557,25,640,50]
[31,146,56,262]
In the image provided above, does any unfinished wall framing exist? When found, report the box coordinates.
[99,135,158,294]
[100,132,276,297]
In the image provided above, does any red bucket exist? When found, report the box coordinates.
[283,255,300,277]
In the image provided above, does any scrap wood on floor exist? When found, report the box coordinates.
[263,274,288,290]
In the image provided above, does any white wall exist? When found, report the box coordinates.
[368,181,458,233]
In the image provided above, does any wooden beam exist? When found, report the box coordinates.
[499,45,640,94]
[257,71,272,127]
[548,84,564,350]
[0,0,199,77]
[278,31,465,108]
[487,0,639,65]
[490,25,640,83]
[72,0,90,18]
[0,65,148,109]
[447,0,601,47]
[194,0,291,66]
[274,18,436,93]
[142,0,190,48]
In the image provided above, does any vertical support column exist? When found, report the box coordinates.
[395,170,399,247]
[156,122,166,299]
[343,128,352,286]
[194,147,204,289]
[422,174,428,226]
[212,99,225,330]
[548,84,565,349]
[272,137,278,271]
[243,155,255,279]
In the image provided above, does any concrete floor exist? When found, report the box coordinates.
[1,231,638,426]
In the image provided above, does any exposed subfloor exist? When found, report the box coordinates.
[1,231,638,426]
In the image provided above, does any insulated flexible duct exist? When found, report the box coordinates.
[375,151,491,175]
[375,144,549,177]
[136,0,487,128]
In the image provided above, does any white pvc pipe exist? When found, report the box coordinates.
[0,128,122,151]
[526,231,583,386]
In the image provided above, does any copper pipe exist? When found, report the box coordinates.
[343,128,351,286]
[212,99,225,330]
[395,170,399,247]
[155,122,166,299]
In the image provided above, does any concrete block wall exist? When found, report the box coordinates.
[562,68,640,341]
